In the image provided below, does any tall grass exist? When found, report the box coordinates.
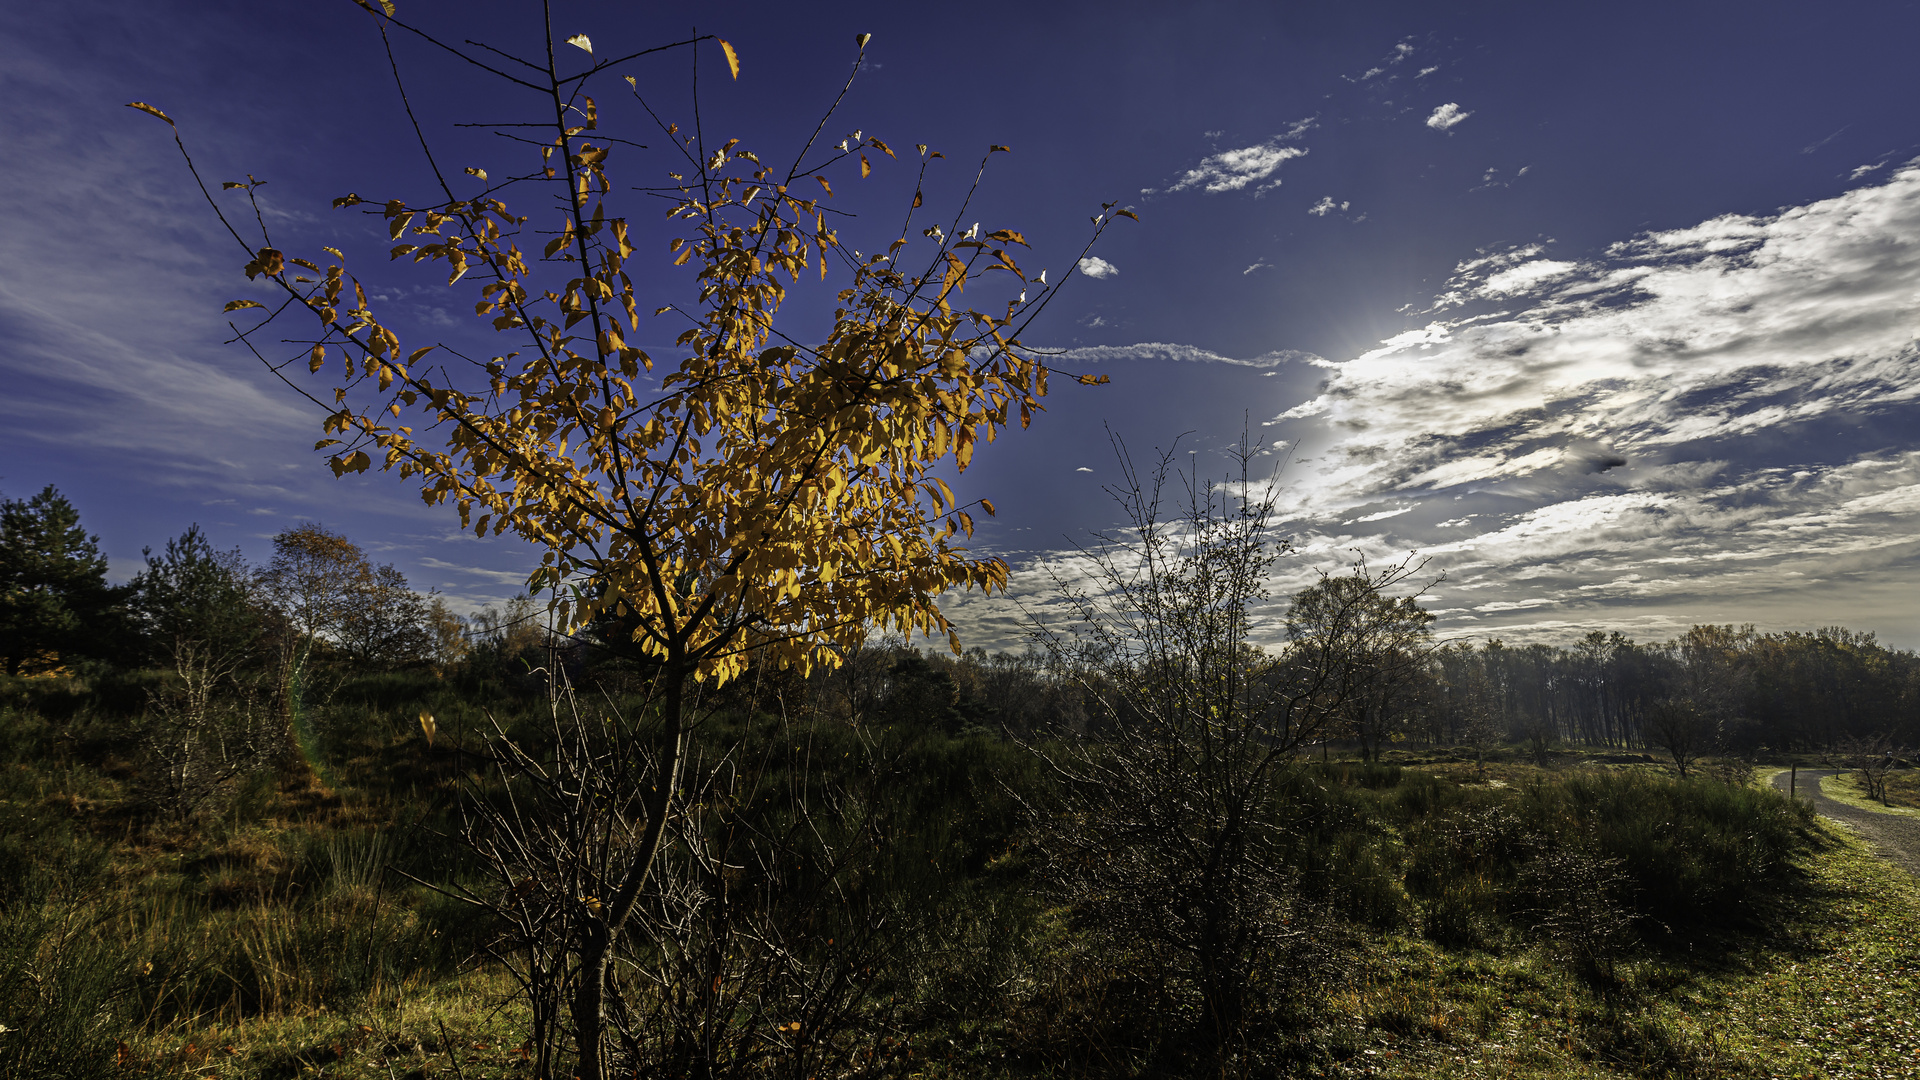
[0,667,1839,1078]
[0,905,128,1080]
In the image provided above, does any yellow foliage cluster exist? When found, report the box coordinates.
[139,30,1128,686]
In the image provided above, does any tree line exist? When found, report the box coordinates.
[0,484,538,681]
[9,481,1914,767]
[1421,624,1920,763]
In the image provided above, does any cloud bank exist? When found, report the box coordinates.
[1281,160,1920,506]
[949,162,1920,653]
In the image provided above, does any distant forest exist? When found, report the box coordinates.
[818,624,1920,764]
[4,482,1914,763]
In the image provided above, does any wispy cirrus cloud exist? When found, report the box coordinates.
[1348,40,1417,83]
[1048,342,1322,368]
[1148,119,1314,196]
[0,2,557,600]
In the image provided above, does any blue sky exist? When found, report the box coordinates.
[6,0,1920,650]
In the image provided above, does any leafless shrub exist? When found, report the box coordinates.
[1833,732,1907,804]
[1518,848,1636,986]
[136,637,270,825]
[1020,433,1404,1067]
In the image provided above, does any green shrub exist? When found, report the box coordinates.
[1283,765,1819,952]
[1513,771,1817,937]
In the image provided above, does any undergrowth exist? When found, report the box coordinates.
[0,669,1907,1079]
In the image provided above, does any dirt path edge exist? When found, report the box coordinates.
[1771,768,1920,879]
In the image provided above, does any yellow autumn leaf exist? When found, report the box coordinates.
[124,101,174,126]
[224,299,265,312]
[718,38,740,79]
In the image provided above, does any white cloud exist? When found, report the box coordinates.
[1416,65,1439,78]
[1479,259,1578,295]
[1349,41,1417,82]
[1050,342,1323,368]
[1474,166,1530,191]
[0,4,638,599]
[1262,160,1920,516]
[943,160,1920,654]
[418,556,536,588]
[1243,261,1271,275]
[1155,121,1314,195]
[1077,256,1119,279]
[1307,196,1350,217]
[1426,102,1472,131]
[1345,505,1415,524]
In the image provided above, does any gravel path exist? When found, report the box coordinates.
[1771,768,1920,879]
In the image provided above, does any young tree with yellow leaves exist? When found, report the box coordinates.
[134,4,1124,1074]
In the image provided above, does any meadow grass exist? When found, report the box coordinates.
[3,671,1914,1078]
[1820,771,1920,815]
[1300,826,1920,1080]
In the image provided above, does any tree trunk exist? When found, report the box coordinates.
[571,666,689,1080]
[274,638,317,784]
